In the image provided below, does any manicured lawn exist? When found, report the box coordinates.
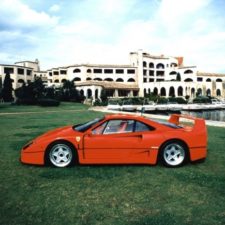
[0,103,225,225]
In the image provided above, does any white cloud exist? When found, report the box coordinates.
[0,0,58,30]
[49,4,60,13]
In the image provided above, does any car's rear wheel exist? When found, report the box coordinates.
[160,141,187,167]
[47,142,75,168]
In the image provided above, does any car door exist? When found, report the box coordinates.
[83,119,157,163]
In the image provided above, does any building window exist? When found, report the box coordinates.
[216,78,222,82]
[73,68,81,73]
[116,78,124,82]
[169,71,177,75]
[184,78,193,82]
[156,71,164,77]
[116,69,124,74]
[143,61,147,67]
[104,78,113,82]
[94,78,102,81]
[73,77,81,82]
[53,71,59,75]
[27,70,32,76]
[149,63,154,68]
[128,78,135,82]
[94,69,102,73]
[143,78,147,83]
[197,77,203,82]
[60,70,67,75]
[104,69,113,74]
[156,63,164,69]
[149,70,154,76]
[127,69,135,74]
[143,69,147,76]
[49,72,52,76]
[4,67,14,74]
[17,68,24,75]
[184,70,193,74]
[156,79,164,81]
[87,69,92,73]
[149,78,154,82]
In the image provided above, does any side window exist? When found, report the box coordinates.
[135,121,154,132]
[103,120,134,134]
[92,122,107,134]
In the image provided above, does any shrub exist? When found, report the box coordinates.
[193,96,211,103]
[38,98,60,107]
[168,97,187,104]
[15,98,37,105]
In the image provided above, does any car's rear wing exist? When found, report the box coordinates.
[168,114,206,131]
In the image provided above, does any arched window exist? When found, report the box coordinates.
[169,71,177,75]
[73,77,81,82]
[87,89,92,98]
[206,89,211,96]
[73,68,81,73]
[18,79,24,83]
[191,88,195,97]
[153,87,158,96]
[104,78,113,82]
[184,78,193,82]
[86,77,92,81]
[178,86,183,96]
[144,88,147,97]
[116,78,124,82]
[149,62,154,68]
[95,89,98,99]
[94,78,102,81]
[148,88,151,94]
[87,69,92,73]
[127,78,135,82]
[184,70,193,74]
[216,89,221,96]
[216,78,222,82]
[160,87,166,96]
[169,87,175,97]
[206,78,211,82]
[197,88,202,96]
[54,79,59,83]
[156,63,164,69]
[170,63,177,67]
[80,90,84,96]
[143,61,147,67]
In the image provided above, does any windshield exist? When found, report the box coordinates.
[73,117,104,132]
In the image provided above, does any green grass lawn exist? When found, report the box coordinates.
[0,103,225,225]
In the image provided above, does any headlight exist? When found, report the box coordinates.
[23,141,33,150]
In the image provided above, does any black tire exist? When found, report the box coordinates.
[160,140,188,167]
[46,141,76,168]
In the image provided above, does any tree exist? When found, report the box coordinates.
[2,72,13,102]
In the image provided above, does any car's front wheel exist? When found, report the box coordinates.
[160,141,187,167]
[47,142,75,168]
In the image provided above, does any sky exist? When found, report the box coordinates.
[0,0,225,72]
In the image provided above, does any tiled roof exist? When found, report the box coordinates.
[75,81,139,90]
[197,72,225,77]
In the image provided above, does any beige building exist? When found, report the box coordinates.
[0,50,225,100]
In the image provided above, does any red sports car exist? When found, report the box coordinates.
[20,114,207,168]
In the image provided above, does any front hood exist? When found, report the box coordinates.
[35,125,78,141]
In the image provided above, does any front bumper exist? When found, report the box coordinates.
[21,151,45,165]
